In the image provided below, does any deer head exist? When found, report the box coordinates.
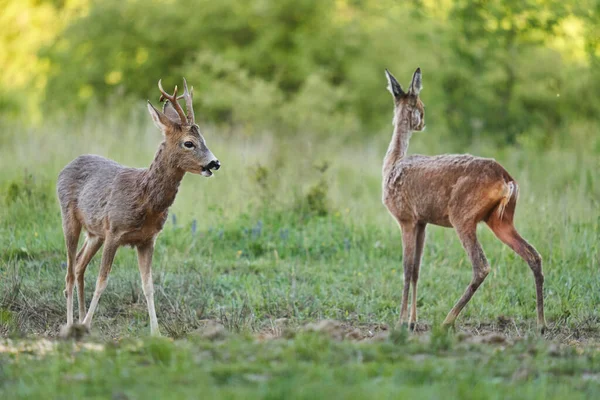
[147,78,220,177]
[385,68,425,132]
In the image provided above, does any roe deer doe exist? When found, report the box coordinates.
[382,68,546,333]
[57,78,220,336]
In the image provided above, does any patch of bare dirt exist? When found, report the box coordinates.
[191,320,228,341]
[458,315,600,347]
[255,319,391,342]
[0,338,104,356]
[251,315,600,348]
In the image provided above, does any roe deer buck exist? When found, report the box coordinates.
[382,68,546,333]
[57,78,220,336]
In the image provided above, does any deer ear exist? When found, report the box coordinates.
[408,67,422,96]
[385,69,404,99]
[147,101,174,132]
[162,100,184,124]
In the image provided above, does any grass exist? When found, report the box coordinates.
[1,332,600,399]
[0,112,599,398]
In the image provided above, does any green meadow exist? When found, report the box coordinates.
[1,113,598,398]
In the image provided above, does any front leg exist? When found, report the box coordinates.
[398,221,418,327]
[409,223,426,330]
[137,240,160,336]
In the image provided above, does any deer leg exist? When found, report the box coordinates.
[409,223,426,330]
[62,216,81,326]
[136,241,160,336]
[74,236,103,323]
[486,216,546,332]
[398,222,417,327]
[74,238,88,265]
[442,225,490,327]
[82,237,119,329]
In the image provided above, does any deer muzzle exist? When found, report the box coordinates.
[201,159,220,177]
[206,160,220,171]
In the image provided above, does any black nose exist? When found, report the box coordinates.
[207,160,220,170]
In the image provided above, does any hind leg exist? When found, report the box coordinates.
[487,213,546,332]
[75,235,103,322]
[442,178,502,327]
[61,213,81,326]
[442,222,491,327]
[82,235,119,329]
[74,239,88,265]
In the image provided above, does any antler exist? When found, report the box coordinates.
[177,78,195,125]
[157,79,187,124]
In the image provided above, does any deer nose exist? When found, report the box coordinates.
[207,160,220,170]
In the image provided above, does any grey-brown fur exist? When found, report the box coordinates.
[57,78,220,335]
[382,68,546,332]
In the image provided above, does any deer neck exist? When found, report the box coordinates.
[383,109,412,177]
[142,142,185,212]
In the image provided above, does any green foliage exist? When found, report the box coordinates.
[0,0,594,143]
[3,174,51,208]
[297,162,331,217]
[444,0,570,142]
[39,0,370,135]
[0,0,86,119]
[250,164,272,200]
[303,180,330,217]
[430,323,454,352]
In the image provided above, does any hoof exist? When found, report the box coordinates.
[409,322,416,332]
[538,325,547,335]
[60,323,89,340]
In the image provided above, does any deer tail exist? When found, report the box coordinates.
[497,180,518,221]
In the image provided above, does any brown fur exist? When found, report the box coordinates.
[57,79,220,335]
[382,68,546,332]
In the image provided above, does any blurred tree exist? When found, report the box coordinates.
[576,1,600,120]
[0,0,87,119]
[41,0,367,128]
[445,0,568,143]
[0,0,596,146]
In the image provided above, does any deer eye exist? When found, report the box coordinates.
[183,141,195,149]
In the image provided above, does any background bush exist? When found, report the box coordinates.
[2,0,600,146]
